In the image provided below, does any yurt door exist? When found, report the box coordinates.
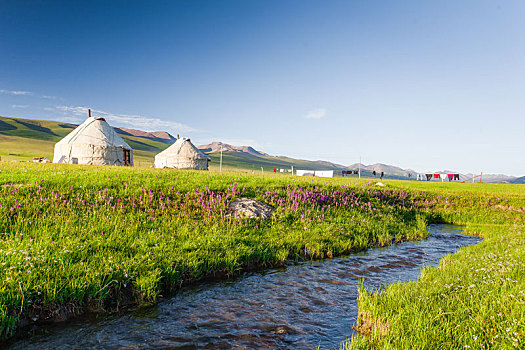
[123,149,131,166]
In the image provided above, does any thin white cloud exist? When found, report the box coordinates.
[304,108,327,120]
[0,89,33,96]
[54,105,197,134]
[0,89,62,100]
[11,104,29,108]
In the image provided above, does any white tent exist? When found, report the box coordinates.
[154,137,209,170]
[53,116,133,166]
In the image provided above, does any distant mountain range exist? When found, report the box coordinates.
[510,176,525,184]
[347,163,416,177]
[114,128,177,144]
[0,115,522,182]
[199,141,523,183]
[198,142,269,157]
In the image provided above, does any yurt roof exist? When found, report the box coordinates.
[156,137,209,159]
[56,116,131,149]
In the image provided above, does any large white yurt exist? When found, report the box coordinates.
[154,137,209,170]
[53,111,133,166]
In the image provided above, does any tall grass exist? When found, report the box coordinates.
[3,162,523,348]
[0,162,429,341]
[344,181,525,349]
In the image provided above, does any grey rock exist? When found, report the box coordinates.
[227,197,274,220]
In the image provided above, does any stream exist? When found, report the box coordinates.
[9,224,481,349]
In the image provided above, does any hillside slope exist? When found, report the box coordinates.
[198,141,269,156]
[1,116,521,181]
[199,142,418,178]
[0,116,172,165]
[203,147,407,178]
[510,176,525,184]
[115,127,177,144]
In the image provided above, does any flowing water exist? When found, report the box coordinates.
[9,225,481,349]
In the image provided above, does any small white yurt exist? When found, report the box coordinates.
[53,110,133,166]
[154,137,209,170]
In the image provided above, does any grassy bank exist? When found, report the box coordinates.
[1,162,523,348]
[345,182,525,349]
[0,162,430,341]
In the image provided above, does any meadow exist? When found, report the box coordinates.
[345,181,525,349]
[0,162,429,341]
[0,162,523,349]
[0,115,370,175]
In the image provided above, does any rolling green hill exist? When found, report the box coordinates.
[0,116,403,177]
[4,115,517,182]
[0,115,365,174]
[0,116,171,165]
[205,151,384,178]
[510,176,525,184]
[206,152,345,172]
[198,142,414,178]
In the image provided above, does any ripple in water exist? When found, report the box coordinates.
[9,225,481,349]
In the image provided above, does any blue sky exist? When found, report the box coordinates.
[1,0,524,176]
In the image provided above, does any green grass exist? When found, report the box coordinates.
[1,116,417,182]
[0,162,523,348]
[344,182,525,349]
[0,116,75,141]
[0,162,428,341]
